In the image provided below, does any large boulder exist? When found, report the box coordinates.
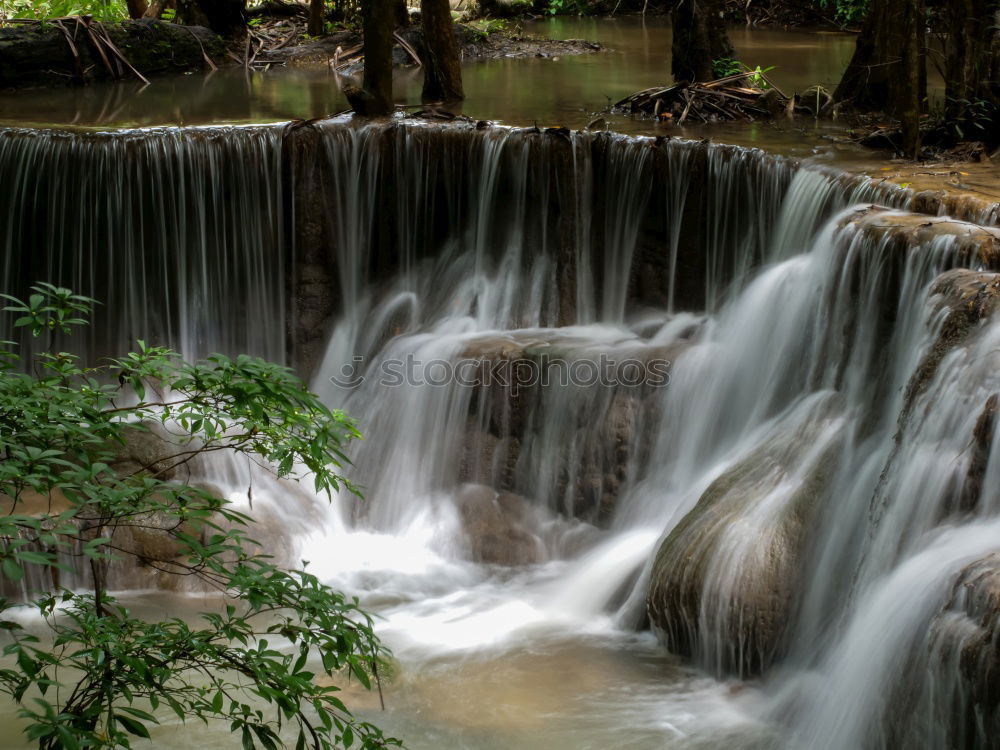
[647,396,842,677]
[110,423,189,480]
[454,483,546,566]
[456,331,676,523]
[883,553,1000,749]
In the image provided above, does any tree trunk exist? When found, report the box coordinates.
[943,0,1000,140]
[308,0,324,36]
[175,0,247,36]
[834,0,926,112]
[834,0,926,155]
[671,0,734,83]
[126,0,148,19]
[395,0,410,26]
[358,0,395,116]
[896,0,923,157]
[421,0,464,101]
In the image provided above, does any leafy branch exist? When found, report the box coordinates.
[0,283,400,750]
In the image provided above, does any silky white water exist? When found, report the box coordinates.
[1,121,998,749]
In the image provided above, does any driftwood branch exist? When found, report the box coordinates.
[613,74,789,124]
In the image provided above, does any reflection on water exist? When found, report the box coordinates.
[0,18,858,142]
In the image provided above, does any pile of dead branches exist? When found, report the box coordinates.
[613,71,790,124]
[2,15,153,83]
[232,19,304,70]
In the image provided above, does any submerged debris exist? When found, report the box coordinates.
[612,71,793,125]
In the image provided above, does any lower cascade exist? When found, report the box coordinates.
[4,119,1000,749]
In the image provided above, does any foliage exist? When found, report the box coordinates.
[711,58,775,88]
[0,0,126,20]
[310,0,359,26]
[466,17,513,40]
[0,283,401,750]
[546,0,587,16]
[712,57,742,78]
[743,64,775,89]
[941,97,995,141]
[818,0,868,24]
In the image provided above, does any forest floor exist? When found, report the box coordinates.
[0,18,600,90]
[250,21,602,69]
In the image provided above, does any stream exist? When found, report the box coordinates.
[0,23,997,750]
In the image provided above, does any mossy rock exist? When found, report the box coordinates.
[647,395,842,677]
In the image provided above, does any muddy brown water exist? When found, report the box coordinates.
[0,18,864,156]
[0,20,982,750]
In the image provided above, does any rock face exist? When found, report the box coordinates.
[0,20,222,89]
[933,555,1000,747]
[110,423,188,480]
[647,397,841,677]
[901,270,1000,436]
[840,207,1000,269]
[453,331,677,524]
[454,483,546,565]
[286,124,796,375]
[883,554,1000,750]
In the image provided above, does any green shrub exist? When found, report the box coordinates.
[0,0,127,20]
[0,283,401,750]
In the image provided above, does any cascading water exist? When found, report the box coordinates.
[2,119,1000,749]
[0,126,288,364]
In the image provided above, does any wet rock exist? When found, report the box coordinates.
[840,207,1000,268]
[562,391,642,523]
[903,270,1000,420]
[796,85,833,117]
[758,87,788,117]
[959,393,999,515]
[886,554,1000,749]
[908,190,1000,226]
[647,398,841,677]
[454,331,672,523]
[110,423,189,480]
[454,483,546,565]
[937,555,1000,742]
[458,426,521,490]
[110,510,201,567]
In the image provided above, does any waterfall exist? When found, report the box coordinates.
[3,119,1000,749]
[0,125,288,364]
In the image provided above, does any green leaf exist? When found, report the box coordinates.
[15,550,53,566]
[2,558,23,583]
[0,284,399,750]
[116,714,151,739]
[55,726,81,750]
